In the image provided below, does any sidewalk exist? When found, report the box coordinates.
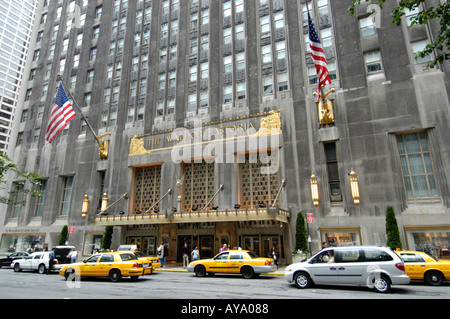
[154,262,286,276]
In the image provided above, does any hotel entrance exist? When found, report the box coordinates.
[242,235,282,259]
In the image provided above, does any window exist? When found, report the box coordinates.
[405,6,420,26]
[262,45,272,64]
[224,85,233,103]
[336,249,362,263]
[12,183,24,218]
[263,76,273,94]
[397,132,438,198]
[60,176,74,216]
[364,51,382,73]
[399,253,426,263]
[359,16,376,37]
[261,15,270,34]
[324,142,342,202]
[223,56,232,73]
[411,40,431,64]
[237,82,246,100]
[35,180,47,217]
[277,73,288,91]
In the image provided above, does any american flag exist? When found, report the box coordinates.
[308,12,332,100]
[45,83,76,143]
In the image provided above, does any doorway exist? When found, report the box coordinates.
[243,235,282,258]
[199,235,214,259]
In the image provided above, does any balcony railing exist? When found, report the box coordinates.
[93,207,290,226]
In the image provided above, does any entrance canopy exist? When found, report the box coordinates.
[93,207,290,227]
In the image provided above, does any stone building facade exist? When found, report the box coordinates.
[1,0,449,263]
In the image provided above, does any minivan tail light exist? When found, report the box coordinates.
[395,262,405,272]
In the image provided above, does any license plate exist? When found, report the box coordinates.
[143,263,149,267]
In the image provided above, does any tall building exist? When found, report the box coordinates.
[1,0,449,263]
[0,0,38,153]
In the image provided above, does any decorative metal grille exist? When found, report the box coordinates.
[134,166,161,213]
[183,162,215,211]
[241,154,280,208]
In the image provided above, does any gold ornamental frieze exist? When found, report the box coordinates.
[129,110,282,157]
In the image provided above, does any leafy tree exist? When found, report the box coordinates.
[0,153,42,205]
[348,0,449,68]
[101,226,114,251]
[295,212,308,253]
[385,206,403,250]
[59,225,68,245]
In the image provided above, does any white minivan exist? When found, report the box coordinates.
[285,246,410,293]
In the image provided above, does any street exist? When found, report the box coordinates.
[1,267,449,300]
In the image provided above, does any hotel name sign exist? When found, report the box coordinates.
[129,110,282,157]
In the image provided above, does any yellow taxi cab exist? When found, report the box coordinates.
[395,250,450,286]
[187,250,277,279]
[117,245,161,270]
[133,251,161,270]
[59,251,152,282]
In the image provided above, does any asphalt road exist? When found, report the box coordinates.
[1,267,449,301]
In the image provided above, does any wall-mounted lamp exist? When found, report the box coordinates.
[100,193,109,214]
[82,194,89,218]
[349,168,360,205]
[310,172,319,207]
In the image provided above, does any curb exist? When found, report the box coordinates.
[154,267,285,276]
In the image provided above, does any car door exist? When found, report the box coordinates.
[210,252,230,273]
[308,250,339,285]
[228,252,244,274]
[81,254,101,276]
[399,253,427,280]
[30,254,43,270]
[97,254,116,276]
[22,255,34,270]
[335,248,364,285]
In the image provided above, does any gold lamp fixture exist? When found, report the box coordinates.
[349,168,360,205]
[310,172,319,207]
[100,193,109,214]
[82,194,89,218]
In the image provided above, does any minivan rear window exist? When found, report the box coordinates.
[363,249,393,262]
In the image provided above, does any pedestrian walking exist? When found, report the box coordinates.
[191,246,200,261]
[220,244,228,253]
[182,243,190,269]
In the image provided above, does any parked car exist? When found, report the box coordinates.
[117,245,161,269]
[60,252,153,282]
[0,251,29,268]
[187,250,277,279]
[285,246,410,293]
[11,246,75,274]
[12,252,52,274]
[395,250,450,286]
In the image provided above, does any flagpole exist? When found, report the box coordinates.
[56,74,101,147]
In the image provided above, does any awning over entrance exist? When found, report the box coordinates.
[93,207,290,227]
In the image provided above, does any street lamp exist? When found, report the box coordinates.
[310,172,319,207]
[349,168,360,205]
[82,194,89,218]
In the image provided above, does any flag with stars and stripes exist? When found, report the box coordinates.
[308,12,332,100]
[45,83,76,143]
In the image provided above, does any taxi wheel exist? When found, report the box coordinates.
[109,269,122,282]
[425,271,444,286]
[241,266,255,279]
[64,268,75,281]
[194,265,206,277]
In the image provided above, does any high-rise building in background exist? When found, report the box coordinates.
[1,0,449,263]
[0,0,38,153]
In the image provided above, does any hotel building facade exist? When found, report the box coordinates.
[1,0,450,264]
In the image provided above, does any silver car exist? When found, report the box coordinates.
[285,246,410,293]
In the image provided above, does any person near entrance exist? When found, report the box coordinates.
[191,246,200,261]
[182,243,190,269]
[47,248,55,275]
[268,246,279,268]
[157,242,166,267]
